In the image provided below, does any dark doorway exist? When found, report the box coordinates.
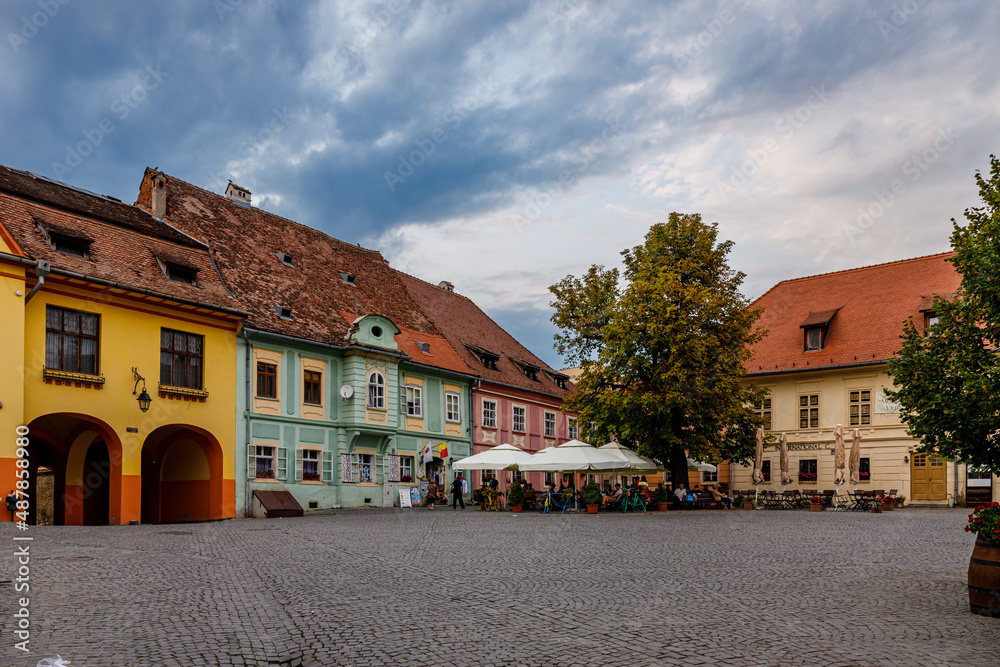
[82,441,111,526]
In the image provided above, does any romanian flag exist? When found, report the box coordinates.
[438,442,448,459]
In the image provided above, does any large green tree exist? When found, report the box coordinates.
[888,155,1000,473]
[549,213,767,487]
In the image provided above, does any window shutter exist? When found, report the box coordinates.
[322,450,333,483]
[387,454,401,482]
[295,448,303,481]
[247,448,256,480]
[341,453,354,483]
[277,447,288,480]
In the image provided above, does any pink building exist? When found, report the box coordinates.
[398,273,577,494]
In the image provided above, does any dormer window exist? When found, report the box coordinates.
[275,305,293,320]
[549,373,569,390]
[805,327,824,351]
[50,233,91,259]
[340,273,356,286]
[276,252,294,267]
[799,308,839,352]
[919,293,947,337]
[508,356,541,382]
[415,342,430,354]
[464,343,499,371]
[164,262,197,285]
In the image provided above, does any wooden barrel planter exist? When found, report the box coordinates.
[969,538,1000,617]
[809,502,823,512]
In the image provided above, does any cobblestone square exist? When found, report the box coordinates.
[2,507,996,666]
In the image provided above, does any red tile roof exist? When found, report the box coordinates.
[134,168,441,349]
[746,252,960,375]
[0,166,241,313]
[397,271,575,398]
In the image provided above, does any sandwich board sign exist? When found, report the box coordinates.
[399,489,412,508]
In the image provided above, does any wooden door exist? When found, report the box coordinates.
[911,454,947,500]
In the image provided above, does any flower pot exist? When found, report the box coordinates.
[871,504,882,514]
[810,503,823,512]
[883,502,894,511]
[511,504,522,513]
[586,504,598,514]
[479,502,486,511]
[657,502,668,512]
[896,501,904,509]
[969,538,1000,617]
[743,501,753,510]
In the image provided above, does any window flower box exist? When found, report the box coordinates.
[302,471,320,482]
[256,469,274,480]
[798,472,817,483]
[400,475,412,483]
[859,471,871,481]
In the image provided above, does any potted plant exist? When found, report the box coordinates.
[809,496,824,512]
[871,499,882,513]
[896,495,906,509]
[965,501,1000,617]
[654,483,670,512]
[583,481,601,514]
[508,480,524,513]
[881,495,895,511]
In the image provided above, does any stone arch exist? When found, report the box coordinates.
[141,425,224,523]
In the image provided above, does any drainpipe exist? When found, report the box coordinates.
[955,460,960,507]
[23,259,50,304]
[243,328,253,517]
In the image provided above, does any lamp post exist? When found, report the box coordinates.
[132,368,152,413]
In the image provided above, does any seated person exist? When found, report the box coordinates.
[710,485,733,509]
[673,483,691,510]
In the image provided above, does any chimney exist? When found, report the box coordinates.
[151,176,167,218]
[438,281,454,292]
[225,181,252,207]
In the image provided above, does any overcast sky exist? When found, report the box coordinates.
[3,1,998,368]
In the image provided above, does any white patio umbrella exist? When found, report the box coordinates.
[687,457,717,473]
[519,439,624,473]
[598,442,661,471]
[452,443,535,471]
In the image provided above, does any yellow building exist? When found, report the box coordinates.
[0,167,245,524]
[732,253,998,506]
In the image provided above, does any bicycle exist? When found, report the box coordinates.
[483,489,504,512]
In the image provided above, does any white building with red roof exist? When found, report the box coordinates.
[733,252,996,506]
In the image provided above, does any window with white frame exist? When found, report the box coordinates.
[445,392,461,423]
[512,405,526,432]
[702,469,718,483]
[404,385,423,417]
[482,399,497,429]
[367,371,385,409]
[352,452,376,484]
[512,469,524,482]
[299,449,320,481]
[544,411,556,438]
[567,417,578,440]
[399,454,414,483]
[544,472,554,487]
[754,397,772,431]
[255,445,275,479]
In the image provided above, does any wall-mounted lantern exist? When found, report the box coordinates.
[132,367,152,413]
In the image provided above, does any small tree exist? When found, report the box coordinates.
[550,214,767,487]
[888,155,1000,473]
[507,479,524,507]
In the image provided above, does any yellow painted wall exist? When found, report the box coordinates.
[0,257,26,498]
[299,355,325,421]
[252,347,282,415]
[17,279,239,522]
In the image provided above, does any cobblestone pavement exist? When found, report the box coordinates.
[1,507,996,666]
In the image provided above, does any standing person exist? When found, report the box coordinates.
[5,490,17,522]
[451,476,465,510]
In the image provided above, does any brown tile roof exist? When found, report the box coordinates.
[746,252,960,375]
[397,271,575,398]
[0,166,241,313]
[134,168,449,354]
